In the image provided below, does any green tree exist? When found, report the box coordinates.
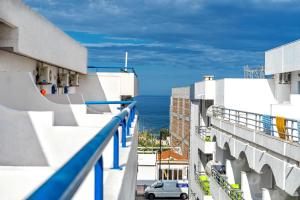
[159,128,170,140]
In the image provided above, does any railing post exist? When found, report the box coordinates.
[130,106,135,127]
[113,129,120,169]
[126,116,130,136]
[95,156,103,200]
[122,120,126,147]
[128,109,132,128]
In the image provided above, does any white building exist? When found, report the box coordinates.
[0,0,138,199]
[189,40,300,200]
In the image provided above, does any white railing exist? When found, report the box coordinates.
[211,106,300,143]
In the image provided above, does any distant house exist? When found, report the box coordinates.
[156,150,189,181]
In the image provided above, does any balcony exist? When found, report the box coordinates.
[0,100,138,200]
[210,166,243,200]
[208,106,300,160]
[195,126,216,154]
[195,172,213,200]
[207,106,300,196]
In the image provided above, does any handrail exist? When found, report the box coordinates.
[27,101,137,200]
[195,126,212,142]
[211,167,244,200]
[211,106,300,143]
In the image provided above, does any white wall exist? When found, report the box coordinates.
[265,39,300,75]
[194,80,215,100]
[215,79,277,114]
[0,71,78,125]
[77,73,111,113]
[0,0,87,73]
[0,50,36,72]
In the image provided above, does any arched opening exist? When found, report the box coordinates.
[223,142,235,162]
[212,135,217,142]
[260,164,276,190]
[215,142,234,165]
[259,164,299,199]
[237,153,263,199]
[197,148,213,173]
[295,186,300,196]
[230,151,250,183]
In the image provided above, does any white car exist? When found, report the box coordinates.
[144,180,188,199]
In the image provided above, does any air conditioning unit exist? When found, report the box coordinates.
[37,65,52,84]
[70,73,79,86]
[58,73,69,87]
[279,73,291,84]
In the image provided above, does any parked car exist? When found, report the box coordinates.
[144,180,188,199]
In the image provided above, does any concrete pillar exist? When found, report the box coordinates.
[226,159,235,184]
[262,188,272,200]
[241,171,252,200]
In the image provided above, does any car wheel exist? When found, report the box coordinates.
[148,193,155,200]
[180,193,188,200]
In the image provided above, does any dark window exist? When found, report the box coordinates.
[159,169,162,180]
[179,170,183,180]
[174,170,178,180]
[155,182,164,188]
[168,169,172,180]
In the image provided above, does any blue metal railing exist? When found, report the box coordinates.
[88,66,138,77]
[27,101,137,200]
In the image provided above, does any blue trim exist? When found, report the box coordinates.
[85,101,133,105]
[27,101,136,200]
[95,157,103,200]
[126,117,130,136]
[121,120,127,148]
[113,130,120,169]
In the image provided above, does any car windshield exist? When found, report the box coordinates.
[151,181,162,187]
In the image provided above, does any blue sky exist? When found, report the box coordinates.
[24,0,300,95]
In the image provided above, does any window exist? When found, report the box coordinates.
[155,182,164,188]
[152,181,164,188]
[168,169,172,180]
[163,169,168,180]
[174,169,178,180]
[179,170,183,180]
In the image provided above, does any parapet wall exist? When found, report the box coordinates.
[0,0,87,73]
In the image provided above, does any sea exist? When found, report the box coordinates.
[135,95,170,135]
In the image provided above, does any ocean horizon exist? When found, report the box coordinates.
[135,95,170,135]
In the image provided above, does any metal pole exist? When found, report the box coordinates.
[122,120,126,147]
[159,130,162,180]
[113,130,120,169]
[95,156,103,200]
